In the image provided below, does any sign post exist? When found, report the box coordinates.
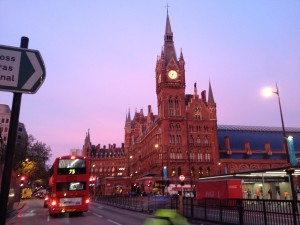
[0,37,45,224]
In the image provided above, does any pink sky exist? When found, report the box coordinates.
[1,1,300,164]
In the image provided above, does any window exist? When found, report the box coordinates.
[178,167,182,176]
[191,167,195,177]
[189,135,194,144]
[204,126,208,133]
[207,167,211,176]
[194,107,201,120]
[174,97,180,116]
[169,123,174,131]
[196,135,201,144]
[176,123,181,131]
[168,96,173,116]
[199,167,203,176]
[56,182,86,191]
[204,136,209,146]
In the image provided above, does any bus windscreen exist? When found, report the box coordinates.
[57,159,86,175]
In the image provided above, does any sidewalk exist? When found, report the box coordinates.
[7,201,25,217]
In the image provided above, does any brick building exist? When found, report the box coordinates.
[83,12,300,196]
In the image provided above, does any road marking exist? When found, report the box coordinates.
[107,219,122,225]
[93,213,103,218]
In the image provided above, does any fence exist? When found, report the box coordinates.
[94,195,300,225]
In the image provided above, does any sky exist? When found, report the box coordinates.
[1,1,300,164]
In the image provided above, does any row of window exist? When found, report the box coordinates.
[158,152,211,161]
[171,166,211,177]
[169,152,211,161]
[169,123,210,133]
[1,118,9,124]
[168,134,209,145]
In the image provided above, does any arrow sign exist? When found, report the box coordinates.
[0,44,46,94]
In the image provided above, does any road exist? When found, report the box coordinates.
[6,199,218,225]
[6,198,151,225]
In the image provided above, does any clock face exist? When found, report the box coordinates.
[168,70,178,79]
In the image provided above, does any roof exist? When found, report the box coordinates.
[217,124,300,160]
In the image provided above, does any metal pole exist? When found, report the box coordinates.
[0,37,28,225]
[161,147,164,196]
[274,83,296,202]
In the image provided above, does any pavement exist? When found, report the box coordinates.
[6,201,26,218]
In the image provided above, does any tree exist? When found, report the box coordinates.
[18,135,52,187]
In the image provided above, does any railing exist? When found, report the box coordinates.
[184,198,300,225]
[94,195,300,225]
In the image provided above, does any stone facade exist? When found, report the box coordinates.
[82,12,299,196]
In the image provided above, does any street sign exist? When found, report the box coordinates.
[0,44,46,94]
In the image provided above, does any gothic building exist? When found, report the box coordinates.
[83,11,300,195]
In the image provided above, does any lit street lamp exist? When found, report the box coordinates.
[155,144,164,195]
[179,175,185,196]
[262,83,297,201]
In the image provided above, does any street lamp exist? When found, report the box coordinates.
[262,83,297,201]
[155,144,164,195]
[179,175,185,196]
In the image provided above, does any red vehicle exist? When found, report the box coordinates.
[48,155,90,216]
[195,179,243,200]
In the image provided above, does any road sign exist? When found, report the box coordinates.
[0,44,46,94]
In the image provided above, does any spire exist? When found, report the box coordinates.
[163,10,177,65]
[126,108,131,122]
[208,80,215,104]
[194,82,198,95]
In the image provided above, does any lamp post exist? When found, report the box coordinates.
[155,144,164,195]
[179,175,185,196]
[263,83,297,201]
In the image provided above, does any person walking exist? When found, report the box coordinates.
[284,191,289,200]
[268,189,273,199]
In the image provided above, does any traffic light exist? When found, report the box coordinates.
[20,176,25,187]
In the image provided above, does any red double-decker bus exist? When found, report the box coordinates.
[48,155,90,216]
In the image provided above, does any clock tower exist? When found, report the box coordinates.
[155,11,186,120]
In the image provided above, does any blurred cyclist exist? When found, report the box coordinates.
[143,209,190,225]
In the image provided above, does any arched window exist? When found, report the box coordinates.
[196,135,201,145]
[175,135,179,144]
[207,167,211,176]
[189,135,194,144]
[199,167,203,177]
[169,123,174,131]
[176,123,181,131]
[191,167,195,178]
[178,167,182,176]
[174,97,180,116]
[204,136,209,146]
[168,96,173,116]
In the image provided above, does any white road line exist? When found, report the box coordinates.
[93,213,103,218]
[107,219,122,225]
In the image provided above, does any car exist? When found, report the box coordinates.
[44,195,49,208]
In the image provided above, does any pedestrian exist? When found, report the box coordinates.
[284,191,289,200]
[268,189,272,199]
[247,189,252,199]
[255,188,260,199]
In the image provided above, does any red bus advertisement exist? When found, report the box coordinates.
[48,155,90,216]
